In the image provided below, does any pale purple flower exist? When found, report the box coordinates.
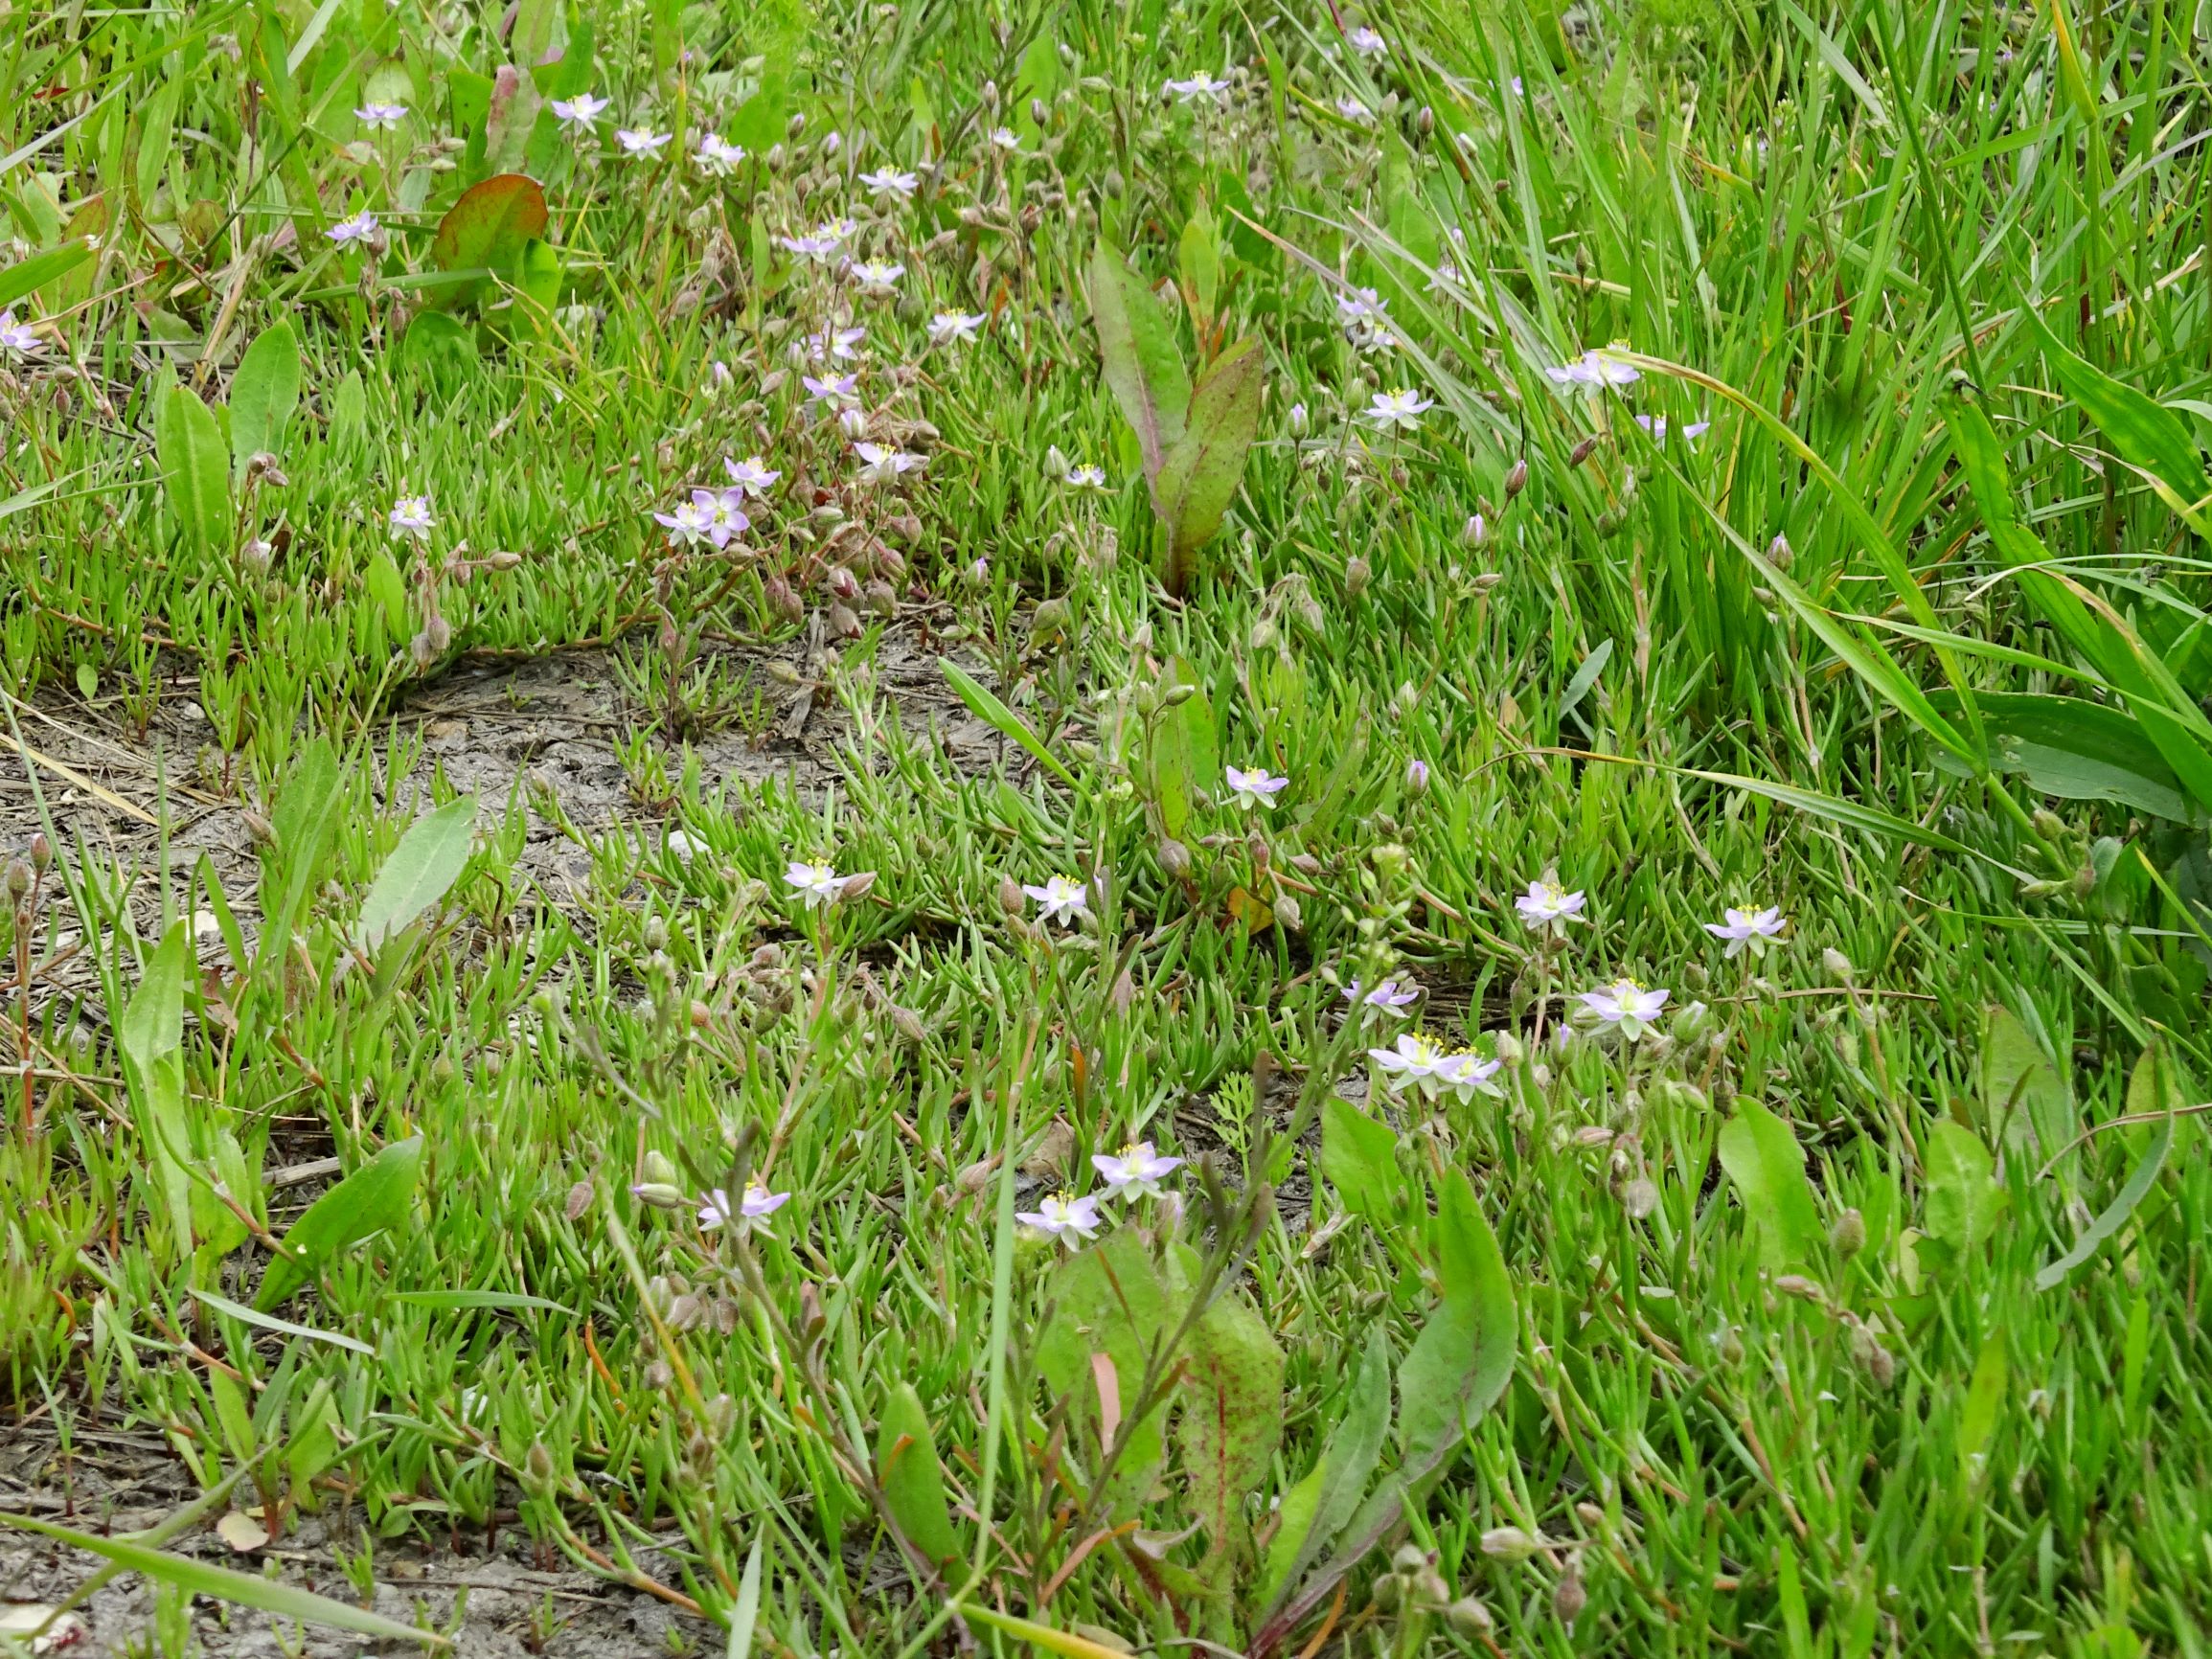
[1515,879,1585,935]
[1368,1032,1453,1097]
[1225,764,1288,809]
[724,455,781,496]
[802,372,860,409]
[854,442,924,485]
[990,126,1022,151]
[785,860,843,906]
[928,309,988,346]
[695,132,746,174]
[1544,350,1641,390]
[1580,978,1670,1041]
[835,406,868,439]
[697,1181,790,1234]
[1092,1142,1183,1200]
[1364,389,1433,429]
[814,216,858,245]
[1704,905,1787,958]
[1633,414,1710,444]
[1405,759,1431,792]
[859,168,919,199]
[551,92,611,129]
[354,102,407,129]
[779,233,839,261]
[1023,874,1089,926]
[1336,96,1374,124]
[616,127,671,157]
[653,495,715,547]
[1165,71,1232,102]
[849,260,904,295]
[1439,1052,1505,1101]
[1349,25,1386,54]
[1336,286,1391,351]
[696,488,751,546]
[1016,1192,1102,1247]
[326,211,378,246]
[388,494,434,540]
[808,325,867,362]
[1064,465,1109,492]
[0,308,38,357]
[1345,977,1422,1017]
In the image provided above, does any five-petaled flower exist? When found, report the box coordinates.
[859,168,919,198]
[551,92,611,129]
[849,260,904,295]
[1705,905,1787,958]
[1165,71,1232,102]
[1344,977,1421,1018]
[656,489,748,548]
[1368,1032,1455,1097]
[1016,1193,1102,1247]
[354,102,408,129]
[724,455,781,496]
[928,309,988,346]
[1093,1142,1183,1200]
[1349,25,1386,54]
[803,372,861,409]
[388,495,435,541]
[1225,765,1288,809]
[1364,389,1433,429]
[855,443,924,485]
[327,211,378,246]
[990,126,1021,150]
[1515,878,1585,935]
[616,127,671,156]
[0,308,39,357]
[778,233,839,261]
[695,132,746,174]
[1442,1052,1505,1101]
[1023,875,1090,926]
[697,1182,790,1234]
[1580,978,1670,1041]
[1545,349,1641,389]
[1336,96,1373,123]
[808,326,867,363]
[1064,465,1109,492]
[785,861,843,906]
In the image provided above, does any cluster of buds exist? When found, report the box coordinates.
[1371,1543,1494,1637]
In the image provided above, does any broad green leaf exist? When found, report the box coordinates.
[120,923,193,1261]
[355,794,479,948]
[399,310,479,381]
[0,1513,445,1646]
[1978,1006,2072,1161]
[1258,1331,1389,1613]
[1148,657,1216,840]
[1087,241,1190,481]
[256,1136,424,1309]
[1178,208,1220,322]
[1930,692,2195,823]
[1176,1282,1284,1551]
[2028,314,2212,533]
[1956,1335,2008,1476]
[429,174,549,310]
[154,381,231,560]
[0,240,93,308]
[876,1382,963,1568]
[1716,1100,1821,1271]
[227,320,300,482]
[1923,1120,2006,1258]
[731,71,791,153]
[514,238,562,323]
[1153,337,1263,596]
[365,549,410,634]
[938,658,1077,786]
[1034,1230,1174,1519]
[259,737,342,974]
[1320,1097,1404,1226]
[1396,1170,1516,1465]
[2036,1114,2173,1291]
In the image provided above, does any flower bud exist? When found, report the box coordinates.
[1504,458,1529,498]
[1272,892,1303,932]
[1158,838,1192,879]
[1460,512,1487,548]
[1404,758,1430,795]
[1159,681,1197,708]
[1446,1597,1494,1637]
[1553,1569,1586,1626]
[1480,1526,1541,1562]
[1621,1176,1659,1218]
[1288,400,1309,436]
[1344,557,1371,597]
[787,111,807,140]
[981,80,999,112]
[1030,595,1071,641]
[1822,947,1855,984]
[1416,105,1434,136]
[29,833,53,873]
[1044,444,1070,480]
[1767,533,1793,570]
[838,870,877,902]
[564,1178,594,1221]
[999,875,1027,916]
[643,914,669,952]
[523,1440,557,1497]
[1775,1273,1827,1304]
[889,1004,927,1045]
[1568,436,1598,467]
[4,859,29,898]
[1848,1320,1896,1387]
[1392,1544,1430,1575]
[1031,97,1048,127]
[1371,1575,1402,1613]
[1830,1207,1867,1259]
